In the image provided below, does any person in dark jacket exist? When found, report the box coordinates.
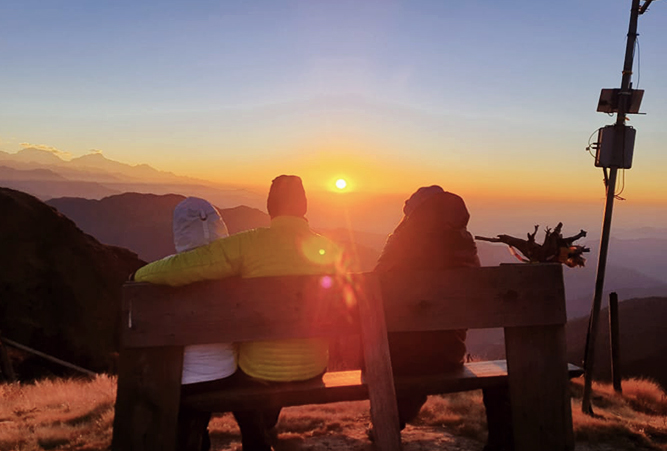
[375,185,513,451]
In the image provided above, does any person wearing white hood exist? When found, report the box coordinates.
[172,197,237,450]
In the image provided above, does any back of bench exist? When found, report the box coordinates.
[121,264,565,347]
[113,264,572,451]
[123,274,363,347]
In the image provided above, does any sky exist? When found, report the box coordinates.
[1,0,666,207]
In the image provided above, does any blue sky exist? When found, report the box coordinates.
[1,0,665,200]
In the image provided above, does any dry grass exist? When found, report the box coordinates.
[570,376,667,450]
[1,375,666,450]
[0,375,116,451]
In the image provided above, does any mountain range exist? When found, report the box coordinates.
[0,148,264,209]
[44,191,667,322]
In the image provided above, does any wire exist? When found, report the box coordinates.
[635,37,641,89]
[615,169,626,200]
[586,128,600,158]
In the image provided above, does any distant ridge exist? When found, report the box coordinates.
[47,192,271,261]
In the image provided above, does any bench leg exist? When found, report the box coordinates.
[356,274,402,451]
[111,346,184,451]
[505,325,574,451]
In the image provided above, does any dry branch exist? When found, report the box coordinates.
[476,223,589,267]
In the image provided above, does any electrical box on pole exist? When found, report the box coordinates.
[594,124,636,169]
[582,0,658,416]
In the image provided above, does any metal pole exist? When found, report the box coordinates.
[582,0,641,414]
[609,292,622,393]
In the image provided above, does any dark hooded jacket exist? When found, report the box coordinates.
[375,190,480,375]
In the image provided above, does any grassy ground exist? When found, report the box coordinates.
[1,375,666,451]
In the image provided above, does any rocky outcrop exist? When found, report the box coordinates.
[0,188,145,378]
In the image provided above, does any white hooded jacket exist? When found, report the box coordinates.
[173,197,237,384]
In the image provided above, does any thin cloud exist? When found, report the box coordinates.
[20,142,72,159]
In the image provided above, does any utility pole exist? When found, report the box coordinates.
[581,0,655,415]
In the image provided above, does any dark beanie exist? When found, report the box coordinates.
[267,175,307,218]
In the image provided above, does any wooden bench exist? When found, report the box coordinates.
[112,264,577,451]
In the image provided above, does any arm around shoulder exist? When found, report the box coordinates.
[134,232,246,286]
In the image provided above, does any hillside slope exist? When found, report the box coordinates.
[0,188,145,378]
[566,296,667,389]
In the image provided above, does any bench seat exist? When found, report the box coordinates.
[182,361,584,412]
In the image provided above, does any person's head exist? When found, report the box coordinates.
[173,197,229,253]
[401,185,470,230]
[266,175,307,219]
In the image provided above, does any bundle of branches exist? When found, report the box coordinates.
[475,223,590,267]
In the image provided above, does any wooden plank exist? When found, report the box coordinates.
[111,347,184,451]
[394,361,508,395]
[505,325,574,451]
[183,370,369,411]
[396,361,582,396]
[381,264,566,331]
[123,265,564,349]
[182,362,583,412]
[183,364,507,412]
[345,274,401,451]
[123,275,359,348]
[609,292,622,393]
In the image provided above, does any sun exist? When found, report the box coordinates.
[335,178,347,190]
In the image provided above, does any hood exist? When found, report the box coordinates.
[173,197,229,253]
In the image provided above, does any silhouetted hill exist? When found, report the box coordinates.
[221,204,272,236]
[566,296,667,389]
[0,179,121,200]
[47,193,270,261]
[0,188,145,378]
[467,296,667,390]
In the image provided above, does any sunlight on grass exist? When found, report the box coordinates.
[418,391,487,442]
[1,375,666,450]
[0,375,116,451]
[570,376,667,450]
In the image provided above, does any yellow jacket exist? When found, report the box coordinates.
[134,216,343,382]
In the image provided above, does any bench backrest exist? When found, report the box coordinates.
[122,264,565,348]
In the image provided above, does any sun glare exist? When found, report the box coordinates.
[335,179,347,190]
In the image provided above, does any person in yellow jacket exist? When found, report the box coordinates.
[134,175,345,451]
